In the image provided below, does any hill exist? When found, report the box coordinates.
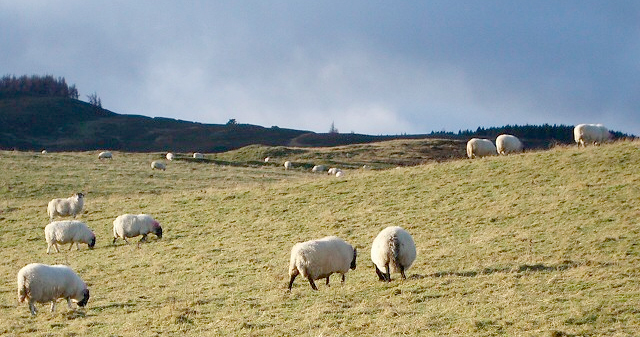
[0,140,638,335]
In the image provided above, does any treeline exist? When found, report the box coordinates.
[429,124,633,143]
[0,74,79,100]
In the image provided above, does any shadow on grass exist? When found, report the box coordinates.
[410,260,581,279]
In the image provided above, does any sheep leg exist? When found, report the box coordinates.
[69,243,74,251]
[53,243,60,253]
[385,263,391,282]
[307,276,318,290]
[67,298,73,309]
[400,265,406,280]
[112,237,117,245]
[29,301,37,316]
[341,274,346,283]
[375,266,386,281]
[288,274,298,290]
[50,301,56,313]
[76,242,81,250]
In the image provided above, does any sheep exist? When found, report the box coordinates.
[112,214,163,246]
[466,138,497,159]
[327,167,342,175]
[47,193,84,221]
[45,220,96,253]
[311,165,326,173]
[370,226,416,282]
[574,123,611,147]
[284,161,292,170]
[166,152,175,161]
[496,134,524,155]
[335,171,345,178]
[98,151,112,159]
[288,236,357,291]
[151,160,166,171]
[41,149,47,154]
[193,152,204,159]
[17,263,90,316]
[264,157,270,163]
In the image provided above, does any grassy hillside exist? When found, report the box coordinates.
[0,141,638,336]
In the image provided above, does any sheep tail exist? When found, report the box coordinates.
[17,275,27,303]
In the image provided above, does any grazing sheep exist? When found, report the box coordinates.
[466,138,497,159]
[151,161,166,171]
[311,165,326,173]
[371,226,416,282]
[47,193,84,221]
[335,171,345,178]
[45,220,96,253]
[284,161,292,170]
[193,152,204,159]
[98,151,112,159]
[41,149,47,154]
[264,157,270,163]
[17,263,90,316]
[166,153,175,161]
[574,123,611,147]
[496,134,524,155]
[288,236,357,291]
[112,214,163,246]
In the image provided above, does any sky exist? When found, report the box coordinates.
[2,1,639,135]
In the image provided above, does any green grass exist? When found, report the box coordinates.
[0,141,639,336]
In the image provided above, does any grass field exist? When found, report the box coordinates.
[0,140,638,336]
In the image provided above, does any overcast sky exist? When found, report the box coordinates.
[2,1,639,135]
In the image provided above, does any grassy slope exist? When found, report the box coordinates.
[0,141,638,336]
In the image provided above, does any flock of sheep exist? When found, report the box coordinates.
[17,192,163,315]
[20,123,611,315]
[466,123,611,159]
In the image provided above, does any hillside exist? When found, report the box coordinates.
[0,140,638,336]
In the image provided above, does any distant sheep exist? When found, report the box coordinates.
[98,151,112,159]
[496,134,523,155]
[284,161,292,170]
[288,236,357,290]
[574,124,611,147]
[466,138,497,159]
[17,263,90,316]
[47,193,84,221]
[113,214,163,246]
[151,161,166,171]
[166,153,175,161]
[327,167,342,175]
[371,226,416,282]
[193,152,204,159]
[264,157,270,162]
[335,171,345,178]
[41,150,47,154]
[311,165,326,173]
[45,220,96,253]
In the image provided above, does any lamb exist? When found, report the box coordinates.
[17,263,90,316]
[98,151,112,159]
[47,193,84,221]
[574,123,611,147]
[496,134,524,155]
[466,138,497,159]
[284,161,292,170]
[151,161,166,171]
[166,152,175,161]
[370,226,416,282]
[45,220,96,253]
[112,214,163,246]
[311,165,326,173]
[193,152,204,159]
[288,236,357,291]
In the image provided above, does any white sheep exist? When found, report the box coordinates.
[311,165,326,173]
[45,220,96,253]
[496,134,524,155]
[574,123,611,147]
[166,152,175,161]
[47,193,84,221]
[466,138,497,159]
[288,236,357,291]
[112,214,163,246]
[151,161,166,171]
[98,151,112,159]
[335,171,345,178]
[284,161,292,170]
[371,226,416,282]
[327,167,342,175]
[264,157,270,163]
[41,149,47,154]
[17,263,90,316]
[193,152,204,159]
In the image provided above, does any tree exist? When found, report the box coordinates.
[226,118,237,126]
[329,121,338,134]
[87,92,102,108]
